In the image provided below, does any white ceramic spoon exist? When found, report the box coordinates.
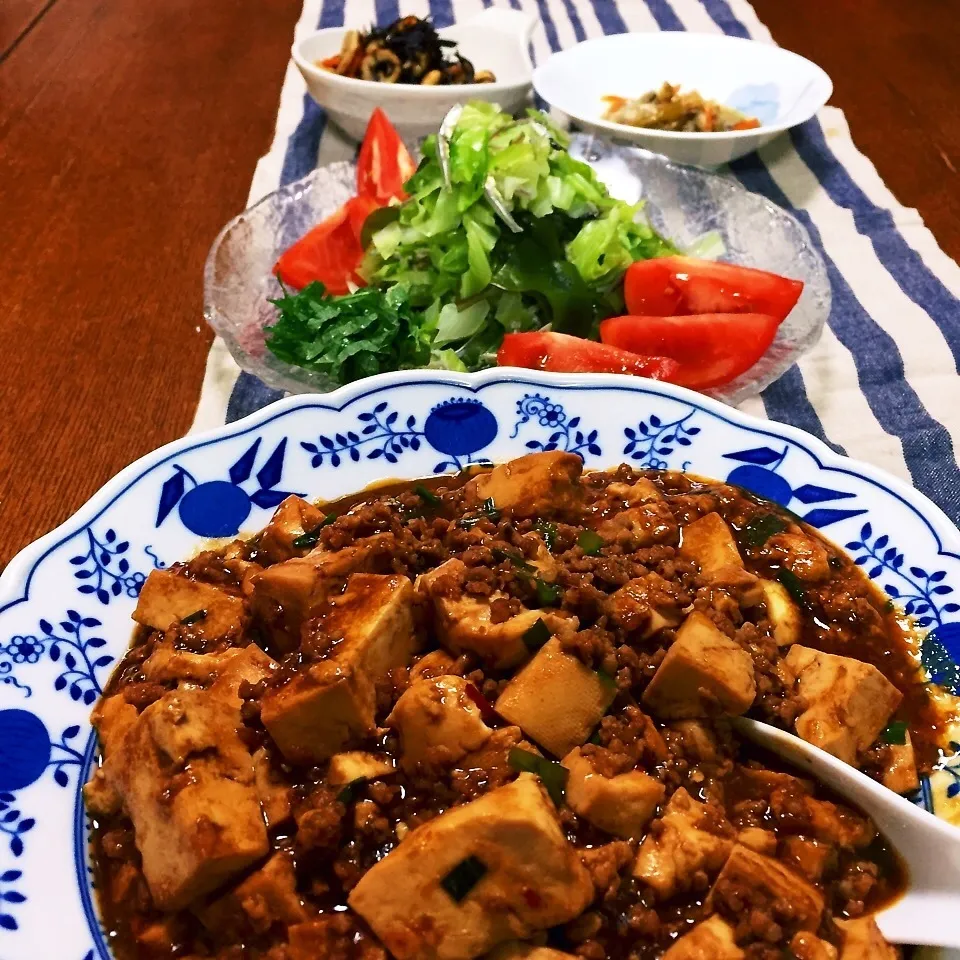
[733,717,960,949]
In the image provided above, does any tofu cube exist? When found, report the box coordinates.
[708,844,824,931]
[411,649,459,682]
[605,479,662,504]
[632,788,734,899]
[134,569,244,641]
[96,687,268,910]
[249,536,388,652]
[757,578,803,646]
[348,776,593,960]
[769,787,874,849]
[466,452,583,519]
[736,827,777,856]
[642,612,756,719]
[836,917,897,959]
[388,676,494,772]
[661,915,744,959]
[786,646,902,766]
[488,945,577,960]
[607,573,683,638]
[562,747,664,838]
[789,932,838,960]
[495,638,616,757]
[679,513,743,575]
[196,851,306,936]
[766,532,832,582]
[255,495,328,564]
[882,733,920,795]
[418,559,576,669]
[327,751,396,786]
[596,503,678,547]
[261,574,417,763]
[780,836,834,883]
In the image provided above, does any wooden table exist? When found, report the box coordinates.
[1,0,957,568]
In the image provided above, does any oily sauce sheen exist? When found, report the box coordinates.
[87,459,935,960]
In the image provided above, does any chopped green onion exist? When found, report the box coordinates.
[336,777,366,804]
[597,668,618,693]
[493,547,534,573]
[481,497,499,518]
[577,529,604,556]
[884,599,895,614]
[776,568,807,606]
[292,514,337,548]
[522,618,551,650]
[457,498,500,529]
[828,555,843,570]
[740,514,788,548]
[415,484,441,505]
[588,730,602,746]
[535,519,558,552]
[508,747,568,806]
[180,609,207,625]
[440,855,488,902]
[534,578,561,607]
[882,721,909,745]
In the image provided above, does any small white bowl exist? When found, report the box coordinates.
[533,32,832,167]
[293,8,536,141]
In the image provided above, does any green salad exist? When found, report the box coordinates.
[266,102,676,379]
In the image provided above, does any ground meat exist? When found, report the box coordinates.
[89,463,926,960]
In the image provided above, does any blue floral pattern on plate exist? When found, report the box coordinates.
[0,370,959,959]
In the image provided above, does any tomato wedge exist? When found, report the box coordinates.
[357,107,417,205]
[497,331,680,380]
[274,194,377,295]
[599,313,780,391]
[624,256,804,322]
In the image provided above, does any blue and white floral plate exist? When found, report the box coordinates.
[1,370,959,960]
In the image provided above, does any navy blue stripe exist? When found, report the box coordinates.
[427,0,454,28]
[232,0,346,419]
[697,0,748,37]
[277,0,347,188]
[375,0,401,24]
[279,95,328,187]
[533,0,562,51]
[733,153,960,517]
[557,0,587,41]
[643,0,684,31]
[790,121,960,369]
[588,0,626,33]
[227,373,285,424]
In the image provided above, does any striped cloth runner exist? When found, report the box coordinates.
[191,0,960,528]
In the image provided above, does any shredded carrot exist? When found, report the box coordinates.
[702,105,716,132]
[733,118,761,130]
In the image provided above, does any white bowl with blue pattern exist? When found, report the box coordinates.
[1,370,958,959]
[534,32,833,167]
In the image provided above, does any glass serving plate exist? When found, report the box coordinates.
[204,135,830,406]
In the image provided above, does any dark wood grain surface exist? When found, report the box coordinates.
[0,0,956,568]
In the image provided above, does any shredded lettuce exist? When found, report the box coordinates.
[359,103,676,370]
[269,102,677,381]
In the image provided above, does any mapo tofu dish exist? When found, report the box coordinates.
[86,451,941,960]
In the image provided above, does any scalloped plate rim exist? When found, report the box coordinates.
[4,369,958,615]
